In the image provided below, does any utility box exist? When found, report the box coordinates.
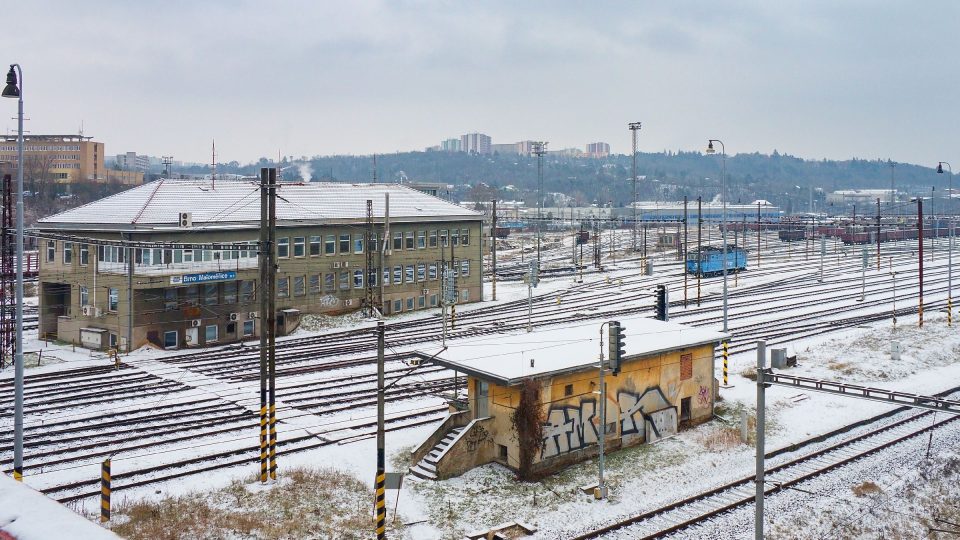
[891,340,901,361]
[645,260,654,276]
[770,348,788,369]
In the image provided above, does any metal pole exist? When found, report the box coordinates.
[877,198,881,271]
[683,196,688,308]
[597,323,607,499]
[756,201,761,268]
[918,198,924,328]
[697,196,702,306]
[375,320,386,539]
[526,264,533,332]
[630,122,641,252]
[12,63,24,482]
[718,141,729,332]
[267,167,278,480]
[258,168,268,482]
[492,199,498,301]
[755,339,767,540]
[126,235,133,353]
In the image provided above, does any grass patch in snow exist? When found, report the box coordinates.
[108,466,398,539]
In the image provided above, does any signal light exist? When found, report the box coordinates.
[607,320,626,375]
[655,285,668,321]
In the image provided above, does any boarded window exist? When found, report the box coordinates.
[680,353,693,381]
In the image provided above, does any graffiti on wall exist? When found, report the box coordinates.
[540,386,673,459]
[697,385,710,407]
[465,423,490,452]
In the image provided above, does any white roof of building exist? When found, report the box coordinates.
[37,179,481,231]
[422,315,727,386]
[0,474,120,539]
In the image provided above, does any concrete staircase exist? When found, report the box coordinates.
[408,426,465,480]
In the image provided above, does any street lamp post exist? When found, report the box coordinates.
[3,63,24,481]
[629,122,642,252]
[706,140,728,332]
[938,162,952,325]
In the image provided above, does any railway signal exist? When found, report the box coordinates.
[654,285,669,321]
[607,320,626,375]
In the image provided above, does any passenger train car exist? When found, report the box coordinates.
[685,245,748,276]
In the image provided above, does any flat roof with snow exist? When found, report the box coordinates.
[36,179,482,232]
[422,315,727,386]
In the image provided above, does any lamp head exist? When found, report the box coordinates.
[706,141,715,154]
[1,66,19,99]
[937,162,944,174]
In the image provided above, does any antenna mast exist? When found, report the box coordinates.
[372,154,378,183]
[211,140,216,190]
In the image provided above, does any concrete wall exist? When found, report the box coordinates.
[435,417,496,480]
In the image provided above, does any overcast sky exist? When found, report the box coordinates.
[4,1,958,166]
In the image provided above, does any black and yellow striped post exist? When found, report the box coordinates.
[100,458,111,523]
[375,458,386,539]
[268,402,277,480]
[722,341,729,387]
[259,402,268,483]
[949,297,953,327]
[13,465,21,481]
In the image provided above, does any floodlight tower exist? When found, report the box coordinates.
[706,139,729,333]
[532,141,547,270]
[938,161,953,326]
[629,122,642,252]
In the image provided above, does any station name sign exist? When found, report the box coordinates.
[170,271,237,285]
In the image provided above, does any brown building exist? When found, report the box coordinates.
[33,179,484,351]
[408,316,725,480]
[0,134,143,186]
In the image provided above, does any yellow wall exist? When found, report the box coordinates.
[470,342,716,470]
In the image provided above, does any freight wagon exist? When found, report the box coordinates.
[685,245,748,276]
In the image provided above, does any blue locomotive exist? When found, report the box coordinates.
[685,245,747,276]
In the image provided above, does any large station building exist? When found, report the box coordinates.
[33,179,484,351]
[0,134,143,185]
[408,316,726,480]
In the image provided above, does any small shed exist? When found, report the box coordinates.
[408,316,727,480]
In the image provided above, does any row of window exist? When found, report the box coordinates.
[276,260,470,298]
[387,289,470,314]
[0,145,82,152]
[47,241,90,266]
[162,320,255,349]
[276,228,471,258]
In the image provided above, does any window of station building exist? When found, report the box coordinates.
[417,231,426,249]
[339,271,350,290]
[417,263,426,282]
[309,274,320,294]
[79,286,89,307]
[452,261,459,277]
[429,294,438,307]
[429,263,438,280]
[223,282,238,304]
[163,330,178,349]
[293,276,306,297]
[405,232,414,250]
[353,269,363,288]
[382,268,390,287]
[203,283,219,305]
[354,234,364,254]
[406,297,414,311]
[277,237,290,258]
[324,273,335,291]
[369,233,378,253]
[418,295,425,308]
[405,265,415,283]
[461,260,470,276]
[278,277,290,298]
[205,324,218,343]
[240,281,255,302]
[243,320,255,337]
[309,236,321,256]
[164,288,178,310]
[339,234,350,253]
[461,289,470,302]
[293,237,305,257]
[79,244,89,266]
[393,299,402,313]
[440,229,448,247]
[108,288,119,312]
[451,229,459,246]
[564,384,574,397]
[109,333,118,349]
[184,285,199,306]
[461,229,470,246]
[429,230,437,248]
[201,249,213,262]
[46,240,56,262]
[393,232,403,251]
[368,269,378,287]
[63,242,73,264]
[97,245,124,264]
[182,248,194,263]
[393,265,402,285]
[325,235,336,255]
[140,248,152,266]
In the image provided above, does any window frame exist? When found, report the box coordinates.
[277,237,290,258]
[339,233,350,254]
[63,241,73,265]
[46,240,56,263]
[205,324,219,343]
[309,235,321,256]
[293,237,306,258]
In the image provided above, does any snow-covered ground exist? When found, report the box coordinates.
[2,231,958,539]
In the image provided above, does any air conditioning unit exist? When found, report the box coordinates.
[178,212,193,228]
[190,319,202,327]
[81,305,95,317]
[344,299,353,307]
[421,289,429,295]
[333,262,341,269]
[407,358,421,366]
[342,261,349,268]
[248,311,259,319]
[229,313,239,322]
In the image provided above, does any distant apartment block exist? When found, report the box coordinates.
[585,142,610,158]
[440,138,462,152]
[115,151,151,172]
[0,135,143,185]
[460,133,491,155]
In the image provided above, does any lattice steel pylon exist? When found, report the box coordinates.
[364,199,377,317]
[1,174,14,369]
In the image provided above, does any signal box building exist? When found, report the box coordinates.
[408,316,726,480]
[33,179,483,351]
